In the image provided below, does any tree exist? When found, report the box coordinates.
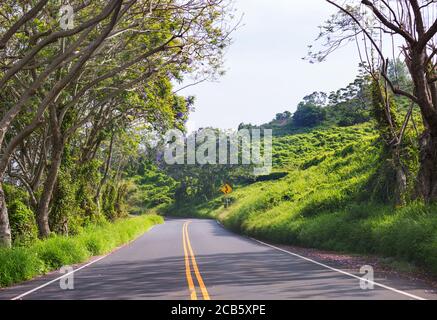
[161,128,254,202]
[275,111,292,121]
[293,103,327,127]
[0,0,124,245]
[309,0,437,203]
[303,91,328,106]
[0,0,235,246]
[387,59,413,92]
[326,67,372,126]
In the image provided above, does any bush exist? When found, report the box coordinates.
[3,184,29,204]
[33,237,90,269]
[50,170,83,235]
[8,200,38,246]
[0,247,44,287]
[102,183,118,220]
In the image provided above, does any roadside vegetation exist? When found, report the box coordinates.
[2,0,437,288]
[0,1,233,287]
[0,214,163,287]
[157,2,437,276]
[0,0,233,247]
[167,123,437,275]
[160,62,437,275]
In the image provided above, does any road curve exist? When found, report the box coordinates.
[0,218,436,300]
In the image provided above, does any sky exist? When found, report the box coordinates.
[177,0,362,132]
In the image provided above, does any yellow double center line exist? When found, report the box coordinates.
[182,221,210,300]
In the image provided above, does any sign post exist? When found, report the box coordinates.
[220,184,233,208]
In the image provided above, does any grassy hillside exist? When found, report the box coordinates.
[167,123,437,275]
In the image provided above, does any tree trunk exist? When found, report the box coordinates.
[391,145,407,206]
[0,183,12,247]
[36,144,63,238]
[409,49,437,202]
[417,130,437,202]
[0,125,11,247]
[394,164,407,206]
[95,132,115,212]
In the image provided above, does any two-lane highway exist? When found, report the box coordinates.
[0,218,436,300]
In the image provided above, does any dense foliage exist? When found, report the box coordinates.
[0,0,234,247]
[293,103,327,127]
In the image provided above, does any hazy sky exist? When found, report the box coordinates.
[178,0,361,131]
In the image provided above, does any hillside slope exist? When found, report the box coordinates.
[168,123,437,275]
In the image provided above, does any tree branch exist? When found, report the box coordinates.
[0,0,49,50]
[361,0,416,44]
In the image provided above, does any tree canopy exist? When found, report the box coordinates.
[0,0,235,247]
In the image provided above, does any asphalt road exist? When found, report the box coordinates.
[0,218,436,300]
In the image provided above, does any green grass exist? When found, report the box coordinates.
[168,123,437,276]
[0,214,163,287]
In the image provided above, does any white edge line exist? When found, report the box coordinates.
[11,254,109,300]
[214,220,426,300]
[250,238,427,301]
[11,225,158,300]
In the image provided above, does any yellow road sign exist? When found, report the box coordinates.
[220,184,233,194]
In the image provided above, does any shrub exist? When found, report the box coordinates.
[8,200,38,246]
[102,182,118,220]
[50,170,83,235]
[3,184,29,204]
[0,247,44,287]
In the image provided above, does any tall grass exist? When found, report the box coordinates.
[0,214,163,287]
